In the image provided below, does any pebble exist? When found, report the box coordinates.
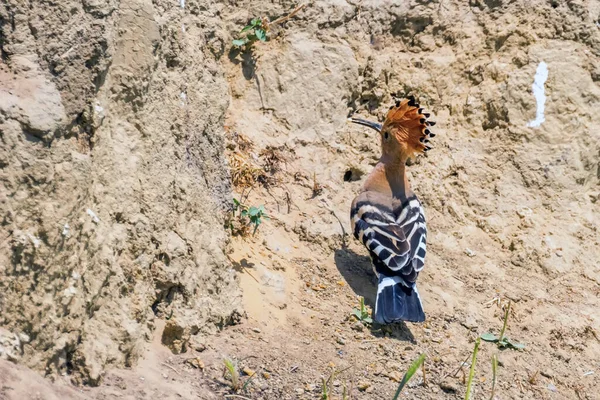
[517,207,533,218]
[357,381,371,391]
[541,370,554,379]
[262,371,271,379]
[547,383,558,392]
[351,321,364,332]
[465,248,476,257]
[252,327,261,333]
[386,370,402,382]
[295,388,304,395]
[243,367,256,377]
[439,378,458,393]
[185,357,205,369]
[336,337,346,345]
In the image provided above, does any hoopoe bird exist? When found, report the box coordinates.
[348,96,435,324]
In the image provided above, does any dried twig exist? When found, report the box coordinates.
[161,362,181,375]
[270,3,307,26]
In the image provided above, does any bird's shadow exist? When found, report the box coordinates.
[334,247,416,343]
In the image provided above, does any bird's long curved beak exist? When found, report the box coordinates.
[347,117,382,132]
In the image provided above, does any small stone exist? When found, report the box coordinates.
[352,321,364,332]
[333,380,340,387]
[465,248,476,257]
[242,367,256,377]
[336,337,346,345]
[517,207,533,218]
[440,378,458,393]
[295,388,304,395]
[262,371,271,379]
[547,383,558,392]
[387,370,402,382]
[357,381,371,391]
[185,357,205,369]
[541,370,554,379]
[305,383,316,391]
[252,327,261,333]
[461,315,478,331]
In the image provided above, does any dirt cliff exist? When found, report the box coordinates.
[1,0,599,399]
[0,0,241,385]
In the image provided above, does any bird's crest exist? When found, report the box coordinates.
[383,96,435,159]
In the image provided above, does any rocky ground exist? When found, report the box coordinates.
[1,0,600,399]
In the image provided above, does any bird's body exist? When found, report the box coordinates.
[349,97,434,324]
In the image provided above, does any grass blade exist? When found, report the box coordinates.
[490,353,498,400]
[392,353,426,400]
[464,338,481,400]
[498,302,511,342]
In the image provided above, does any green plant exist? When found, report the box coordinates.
[391,353,426,399]
[352,297,372,325]
[464,338,481,400]
[490,353,498,400]
[223,358,240,391]
[242,204,268,235]
[321,366,351,400]
[232,4,308,50]
[229,198,269,236]
[232,17,269,48]
[480,302,526,350]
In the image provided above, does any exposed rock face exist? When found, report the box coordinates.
[0,0,240,385]
[1,0,600,397]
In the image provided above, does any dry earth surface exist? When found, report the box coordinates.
[1,0,600,399]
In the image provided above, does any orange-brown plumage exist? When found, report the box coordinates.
[348,95,434,324]
[380,97,433,162]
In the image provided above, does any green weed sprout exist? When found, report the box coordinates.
[480,302,526,350]
[241,204,268,235]
[232,17,268,48]
[352,296,372,325]
[490,353,498,400]
[464,338,481,400]
[223,358,240,391]
[392,353,426,399]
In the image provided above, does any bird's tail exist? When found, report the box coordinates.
[374,274,425,324]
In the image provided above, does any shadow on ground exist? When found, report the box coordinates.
[334,247,416,343]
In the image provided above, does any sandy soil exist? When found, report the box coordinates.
[2,0,600,399]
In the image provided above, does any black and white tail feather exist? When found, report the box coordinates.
[351,196,427,323]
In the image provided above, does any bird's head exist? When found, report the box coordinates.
[349,96,435,164]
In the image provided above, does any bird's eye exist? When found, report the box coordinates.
[384,132,389,140]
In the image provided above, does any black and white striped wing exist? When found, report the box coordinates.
[351,202,412,281]
[351,195,427,285]
[395,196,427,276]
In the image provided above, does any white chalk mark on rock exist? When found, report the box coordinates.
[527,61,548,128]
[86,209,100,223]
[27,234,41,248]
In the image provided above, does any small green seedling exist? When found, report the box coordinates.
[229,198,269,236]
[392,353,426,399]
[232,4,307,49]
[480,302,526,350]
[465,338,481,400]
[352,296,372,325]
[232,17,268,48]
[241,204,268,235]
[489,353,498,400]
[223,358,240,391]
[321,366,351,400]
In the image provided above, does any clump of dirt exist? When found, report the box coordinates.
[1,0,600,399]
